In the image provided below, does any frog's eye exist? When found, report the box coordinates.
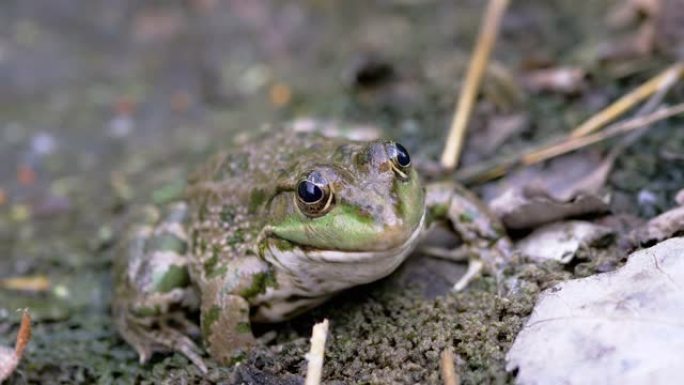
[295,173,333,217]
[298,181,323,203]
[387,142,411,179]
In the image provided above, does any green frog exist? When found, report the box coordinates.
[113,130,511,371]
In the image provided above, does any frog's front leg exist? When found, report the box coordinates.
[424,182,513,291]
[113,202,206,372]
[197,279,255,364]
[192,249,271,364]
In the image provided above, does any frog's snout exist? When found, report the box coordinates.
[364,140,412,178]
[366,142,393,173]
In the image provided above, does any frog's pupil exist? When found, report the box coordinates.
[394,143,411,167]
[298,181,323,203]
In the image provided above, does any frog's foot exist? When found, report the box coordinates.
[117,310,207,373]
[420,245,470,262]
[420,244,485,292]
[114,202,206,370]
[453,259,484,292]
[455,240,512,293]
[425,182,514,292]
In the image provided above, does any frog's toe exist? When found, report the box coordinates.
[117,312,207,373]
[156,323,207,373]
[452,259,483,292]
[420,245,471,261]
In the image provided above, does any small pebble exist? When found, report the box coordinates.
[269,83,292,107]
[107,115,134,138]
[676,189,684,206]
[637,189,658,206]
[30,132,57,157]
[17,165,36,186]
[10,204,30,222]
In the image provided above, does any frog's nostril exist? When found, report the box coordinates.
[367,143,392,171]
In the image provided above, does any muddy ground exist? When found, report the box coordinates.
[1,0,683,384]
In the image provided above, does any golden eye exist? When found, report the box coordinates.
[295,172,333,217]
[386,142,411,179]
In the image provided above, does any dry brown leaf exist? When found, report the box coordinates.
[489,189,609,230]
[517,221,614,263]
[468,113,528,157]
[507,237,684,385]
[631,204,684,245]
[603,0,684,60]
[484,152,611,229]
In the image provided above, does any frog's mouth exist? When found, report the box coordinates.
[311,209,424,262]
[263,211,425,289]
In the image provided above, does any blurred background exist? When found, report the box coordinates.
[1,0,683,383]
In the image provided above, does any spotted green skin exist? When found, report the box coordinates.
[113,131,510,367]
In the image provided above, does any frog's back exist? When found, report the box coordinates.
[187,131,348,203]
[185,131,348,261]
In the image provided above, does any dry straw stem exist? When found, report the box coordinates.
[304,319,329,385]
[0,275,51,292]
[457,102,684,184]
[440,0,510,170]
[456,63,684,184]
[523,102,684,164]
[440,348,460,385]
[571,62,684,138]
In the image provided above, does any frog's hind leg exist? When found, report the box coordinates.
[425,182,513,292]
[113,202,207,372]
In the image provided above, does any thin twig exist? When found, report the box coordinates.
[611,62,681,153]
[455,64,683,184]
[304,319,329,385]
[0,309,32,383]
[440,0,510,170]
[570,63,683,138]
[440,348,459,385]
[14,310,31,359]
[457,102,684,184]
[524,102,684,164]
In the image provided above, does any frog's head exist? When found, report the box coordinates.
[264,140,425,257]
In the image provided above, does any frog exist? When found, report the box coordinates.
[113,130,512,372]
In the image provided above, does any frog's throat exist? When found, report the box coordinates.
[265,209,426,265]
[251,211,425,318]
